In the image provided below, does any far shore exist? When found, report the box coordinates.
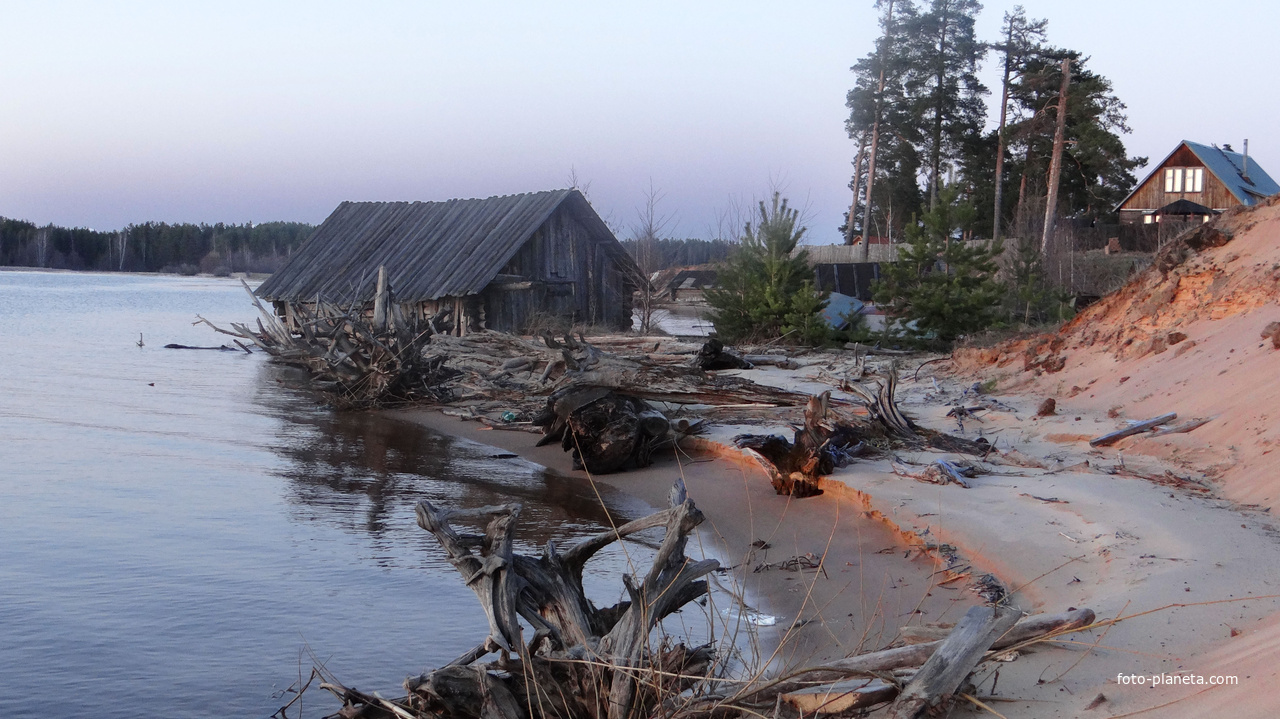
[0,265,271,281]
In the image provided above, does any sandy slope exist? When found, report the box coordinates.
[934,196,1280,717]
[953,195,1280,512]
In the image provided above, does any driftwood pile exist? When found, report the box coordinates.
[200,273,450,409]
[735,371,991,497]
[311,480,1098,719]
[207,276,822,473]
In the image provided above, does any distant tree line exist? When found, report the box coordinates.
[619,237,735,272]
[0,217,316,275]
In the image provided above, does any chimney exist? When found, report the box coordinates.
[1243,139,1251,181]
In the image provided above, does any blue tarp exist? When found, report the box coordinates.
[820,292,865,329]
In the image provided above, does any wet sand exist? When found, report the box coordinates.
[396,408,977,670]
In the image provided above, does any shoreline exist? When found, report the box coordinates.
[397,358,1280,717]
[395,407,978,669]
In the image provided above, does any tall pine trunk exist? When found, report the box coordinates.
[928,2,951,210]
[844,136,868,245]
[1040,58,1072,257]
[992,24,1014,244]
[859,0,895,260]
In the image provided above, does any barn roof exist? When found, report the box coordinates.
[1117,140,1280,210]
[256,189,626,304]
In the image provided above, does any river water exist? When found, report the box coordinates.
[0,271,650,718]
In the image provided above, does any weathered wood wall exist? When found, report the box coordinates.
[481,205,633,333]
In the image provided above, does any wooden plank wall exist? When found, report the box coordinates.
[1121,145,1240,215]
[482,206,632,333]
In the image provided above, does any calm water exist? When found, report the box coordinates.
[0,271,651,718]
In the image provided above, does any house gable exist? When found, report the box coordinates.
[1118,141,1280,222]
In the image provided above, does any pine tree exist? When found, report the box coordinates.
[1004,49,1144,222]
[844,0,919,247]
[901,0,988,210]
[990,7,1047,243]
[874,185,1004,343]
[706,194,828,344]
[1004,233,1073,325]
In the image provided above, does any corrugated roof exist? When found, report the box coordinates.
[256,189,625,304]
[1117,140,1280,211]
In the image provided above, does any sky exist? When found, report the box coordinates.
[3,1,1279,244]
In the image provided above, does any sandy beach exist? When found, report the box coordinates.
[400,341,1280,718]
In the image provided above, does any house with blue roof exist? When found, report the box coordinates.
[1117,140,1279,224]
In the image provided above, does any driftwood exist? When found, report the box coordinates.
[694,339,753,370]
[760,607,1095,714]
[315,489,1095,719]
[736,371,989,497]
[1089,413,1178,447]
[198,275,447,409]
[781,678,902,715]
[885,605,1020,719]
[735,393,866,497]
[325,479,721,719]
[844,342,916,356]
[533,389,679,474]
[1149,416,1213,437]
[892,459,975,488]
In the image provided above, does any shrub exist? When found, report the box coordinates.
[874,185,1004,344]
[705,193,828,344]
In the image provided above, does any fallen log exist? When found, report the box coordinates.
[1149,416,1214,437]
[163,343,237,351]
[782,678,901,715]
[741,354,800,370]
[1089,413,1178,447]
[885,605,1020,719]
[739,607,1096,703]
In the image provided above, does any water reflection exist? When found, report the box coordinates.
[0,271,654,719]
[254,363,647,563]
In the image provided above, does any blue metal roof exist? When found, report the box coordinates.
[1183,141,1280,205]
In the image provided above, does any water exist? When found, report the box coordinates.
[0,271,649,718]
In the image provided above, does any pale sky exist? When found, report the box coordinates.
[3,1,1279,244]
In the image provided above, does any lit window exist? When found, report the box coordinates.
[1144,214,1154,224]
[1163,166,1203,194]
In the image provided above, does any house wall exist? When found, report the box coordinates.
[1120,145,1240,222]
[482,207,632,333]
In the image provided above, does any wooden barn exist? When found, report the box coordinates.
[255,189,639,335]
[1117,140,1279,224]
